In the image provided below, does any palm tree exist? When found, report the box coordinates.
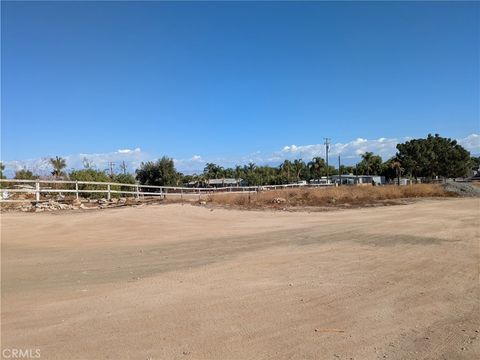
[293,159,305,182]
[50,156,67,179]
[308,157,325,182]
[280,160,293,184]
[361,152,374,175]
[391,161,403,185]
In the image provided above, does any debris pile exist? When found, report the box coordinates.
[443,182,480,197]
[12,197,139,212]
[34,201,76,212]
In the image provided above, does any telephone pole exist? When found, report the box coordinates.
[338,154,341,186]
[324,138,330,184]
[120,161,127,175]
[108,162,115,177]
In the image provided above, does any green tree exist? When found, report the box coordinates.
[69,168,111,198]
[234,165,244,182]
[113,173,136,184]
[203,163,225,180]
[381,158,403,184]
[470,156,480,173]
[50,156,67,178]
[358,152,383,175]
[279,160,293,184]
[308,157,325,181]
[339,165,355,175]
[69,168,110,182]
[396,134,471,179]
[14,169,38,180]
[0,162,5,179]
[136,156,180,186]
[292,159,307,182]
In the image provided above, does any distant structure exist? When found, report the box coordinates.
[331,174,385,185]
[187,178,244,188]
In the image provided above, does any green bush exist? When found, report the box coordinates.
[112,173,137,196]
[69,169,110,198]
[14,169,39,180]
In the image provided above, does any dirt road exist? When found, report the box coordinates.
[1,199,479,359]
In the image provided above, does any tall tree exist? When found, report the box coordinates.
[50,156,67,178]
[15,169,38,180]
[0,162,5,179]
[136,156,180,186]
[279,160,293,184]
[358,152,383,175]
[293,159,306,182]
[203,163,225,180]
[396,134,471,179]
[308,157,326,181]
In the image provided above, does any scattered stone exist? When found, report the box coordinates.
[272,197,286,204]
[199,201,207,205]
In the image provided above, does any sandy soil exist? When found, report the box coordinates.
[1,198,479,360]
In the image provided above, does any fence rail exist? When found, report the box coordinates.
[0,179,334,203]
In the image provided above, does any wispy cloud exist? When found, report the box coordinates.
[458,133,480,153]
[2,133,479,177]
[3,147,150,177]
[278,136,400,161]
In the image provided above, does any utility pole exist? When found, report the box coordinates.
[108,162,115,177]
[338,154,341,186]
[120,161,127,175]
[324,138,330,184]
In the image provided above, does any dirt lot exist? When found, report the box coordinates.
[1,198,479,359]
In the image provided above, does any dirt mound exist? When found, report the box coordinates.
[443,181,480,197]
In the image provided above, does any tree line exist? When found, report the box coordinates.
[1,134,478,186]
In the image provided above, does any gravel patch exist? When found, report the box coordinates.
[443,182,480,197]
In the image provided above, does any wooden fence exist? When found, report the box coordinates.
[0,179,334,203]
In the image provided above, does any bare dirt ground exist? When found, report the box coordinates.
[1,198,479,360]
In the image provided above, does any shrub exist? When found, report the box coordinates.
[14,169,39,180]
[69,169,110,198]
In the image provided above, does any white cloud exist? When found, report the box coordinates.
[280,136,400,161]
[2,133,478,177]
[117,147,141,154]
[2,147,149,177]
[172,154,206,173]
[458,133,480,153]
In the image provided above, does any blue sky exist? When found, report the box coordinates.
[1,1,479,175]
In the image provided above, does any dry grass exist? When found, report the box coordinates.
[206,184,454,209]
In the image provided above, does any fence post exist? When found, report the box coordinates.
[35,181,40,202]
[107,184,111,201]
[75,181,79,201]
[136,185,139,199]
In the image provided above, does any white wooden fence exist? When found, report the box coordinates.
[0,179,334,203]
